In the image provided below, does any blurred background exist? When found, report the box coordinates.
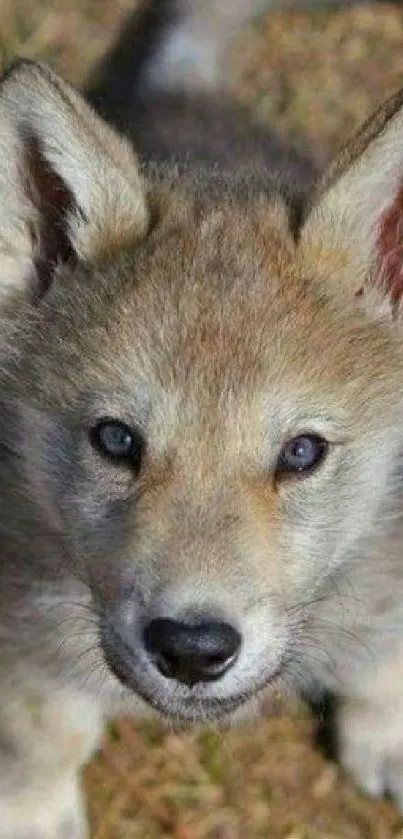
[2,1,403,836]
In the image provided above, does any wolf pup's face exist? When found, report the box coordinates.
[2,63,403,722]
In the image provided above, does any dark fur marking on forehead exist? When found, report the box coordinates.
[144,157,309,234]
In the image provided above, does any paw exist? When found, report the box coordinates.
[338,696,403,811]
[0,778,88,839]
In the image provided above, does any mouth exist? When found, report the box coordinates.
[101,622,282,723]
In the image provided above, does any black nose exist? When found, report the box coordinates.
[143,617,242,687]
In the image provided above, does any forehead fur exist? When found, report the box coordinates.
[15,183,403,429]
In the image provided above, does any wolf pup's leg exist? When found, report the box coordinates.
[337,653,403,809]
[0,685,102,839]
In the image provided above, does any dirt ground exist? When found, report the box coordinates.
[2,1,403,836]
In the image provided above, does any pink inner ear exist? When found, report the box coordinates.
[376,184,403,305]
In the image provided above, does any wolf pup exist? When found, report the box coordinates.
[2,1,403,837]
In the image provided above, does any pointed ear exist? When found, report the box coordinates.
[301,87,403,314]
[0,60,148,301]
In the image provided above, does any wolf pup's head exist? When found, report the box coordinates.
[1,62,403,722]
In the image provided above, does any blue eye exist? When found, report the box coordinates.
[90,419,144,473]
[276,434,328,477]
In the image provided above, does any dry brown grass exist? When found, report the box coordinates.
[0,0,136,82]
[229,4,403,162]
[2,0,403,836]
[84,711,403,839]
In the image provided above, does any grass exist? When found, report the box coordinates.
[84,711,403,839]
[2,0,403,835]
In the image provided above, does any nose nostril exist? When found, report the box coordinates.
[151,651,175,679]
[143,617,241,686]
